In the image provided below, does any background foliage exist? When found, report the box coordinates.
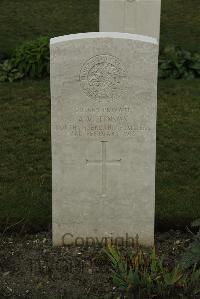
[0,37,50,82]
[159,47,200,79]
[12,37,50,79]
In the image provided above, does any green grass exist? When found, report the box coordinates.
[160,0,200,52]
[0,0,99,57]
[0,79,199,231]
[156,79,200,228]
[0,80,51,231]
[0,0,199,56]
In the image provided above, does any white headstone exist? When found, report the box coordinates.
[51,32,158,246]
[100,0,161,41]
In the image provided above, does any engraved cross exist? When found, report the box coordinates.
[86,141,121,197]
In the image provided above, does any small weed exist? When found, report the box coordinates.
[180,219,200,269]
[105,244,200,298]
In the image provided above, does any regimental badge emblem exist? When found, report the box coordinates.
[80,55,127,101]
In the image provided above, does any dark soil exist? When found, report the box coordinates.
[0,230,193,298]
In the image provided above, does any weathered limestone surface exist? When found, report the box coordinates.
[51,33,158,246]
[100,0,161,41]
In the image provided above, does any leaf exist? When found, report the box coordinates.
[127,270,140,287]
[113,273,127,289]
[180,239,200,269]
[163,266,184,286]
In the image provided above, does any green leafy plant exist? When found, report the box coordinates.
[12,36,50,78]
[180,219,200,270]
[0,59,23,82]
[159,46,200,79]
[105,244,200,298]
